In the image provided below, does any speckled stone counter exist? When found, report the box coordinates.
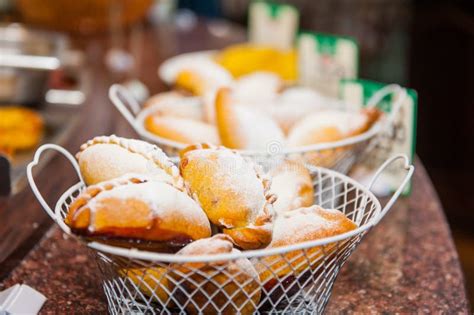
[0,162,469,314]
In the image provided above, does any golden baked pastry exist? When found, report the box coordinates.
[144,115,220,145]
[269,160,314,214]
[76,135,183,187]
[180,144,275,249]
[287,108,381,147]
[144,91,203,121]
[175,70,208,96]
[231,72,283,105]
[170,234,261,315]
[66,174,211,251]
[215,87,285,150]
[269,87,328,134]
[203,72,282,125]
[0,106,43,154]
[144,91,187,108]
[215,43,297,81]
[121,266,170,303]
[257,205,357,286]
[173,60,232,96]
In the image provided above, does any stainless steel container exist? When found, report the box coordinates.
[0,23,83,106]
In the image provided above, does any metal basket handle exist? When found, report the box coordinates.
[367,154,414,226]
[109,84,142,130]
[27,144,83,234]
[366,84,407,130]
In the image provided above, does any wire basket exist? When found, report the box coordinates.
[109,84,407,174]
[27,144,413,314]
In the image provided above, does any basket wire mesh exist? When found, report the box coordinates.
[27,145,413,314]
[109,84,407,175]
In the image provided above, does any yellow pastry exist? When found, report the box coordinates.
[257,205,357,286]
[144,115,220,145]
[215,87,285,150]
[180,144,275,249]
[66,174,211,251]
[173,60,232,96]
[121,266,170,304]
[231,71,283,105]
[0,106,43,154]
[170,234,261,315]
[215,43,297,81]
[287,108,381,147]
[76,135,183,187]
[203,72,282,124]
[269,87,327,134]
[144,91,203,121]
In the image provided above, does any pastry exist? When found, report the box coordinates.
[215,87,285,150]
[269,87,327,133]
[231,72,282,106]
[144,91,203,121]
[143,91,188,108]
[203,72,282,124]
[174,60,232,96]
[257,205,357,285]
[269,159,314,214]
[287,108,381,147]
[144,115,220,145]
[170,234,261,315]
[0,106,43,154]
[215,43,297,81]
[65,174,211,251]
[121,266,170,304]
[76,135,183,187]
[180,144,275,249]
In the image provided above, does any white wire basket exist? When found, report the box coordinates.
[27,144,413,314]
[109,84,407,174]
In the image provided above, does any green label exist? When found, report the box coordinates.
[252,1,297,19]
[298,32,357,56]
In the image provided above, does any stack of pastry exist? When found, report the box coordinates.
[64,135,357,314]
[142,59,381,166]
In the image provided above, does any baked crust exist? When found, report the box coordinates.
[257,205,357,285]
[180,144,275,249]
[66,174,211,250]
[170,234,261,315]
[144,114,220,145]
[269,159,314,213]
[287,108,382,147]
[143,91,203,121]
[215,87,285,150]
[76,135,183,188]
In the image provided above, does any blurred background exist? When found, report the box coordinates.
[1,0,473,304]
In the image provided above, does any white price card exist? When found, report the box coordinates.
[249,1,299,50]
[298,32,358,97]
[340,79,417,195]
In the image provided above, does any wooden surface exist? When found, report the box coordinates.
[0,20,470,313]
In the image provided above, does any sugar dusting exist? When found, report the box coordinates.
[184,148,275,227]
[175,59,233,91]
[271,206,356,246]
[287,110,368,145]
[231,72,282,106]
[145,93,203,121]
[146,116,220,144]
[225,104,285,150]
[77,135,183,189]
[270,171,307,213]
[87,179,209,232]
[186,149,266,218]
